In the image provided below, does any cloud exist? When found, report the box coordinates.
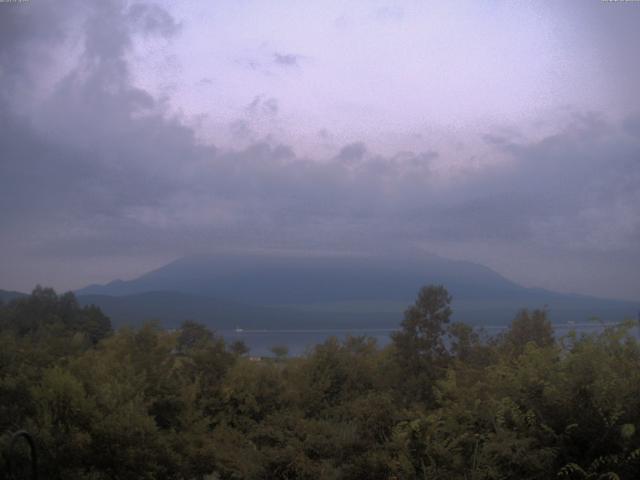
[10,107,638,262]
[374,6,404,22]
[0,1,204,249]
[318,128,331,140]
[246,95,279,116]
[0,0,639,299]
[273,52,301,67]
[0,0,74,102]
[235,51,304,75]
[335,142,367,163]
[128,2,181,38]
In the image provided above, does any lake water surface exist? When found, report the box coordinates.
[220,322,638,357]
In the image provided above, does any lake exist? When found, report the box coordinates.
[219,322,639,357]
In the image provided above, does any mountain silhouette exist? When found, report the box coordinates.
[72,253,640,329]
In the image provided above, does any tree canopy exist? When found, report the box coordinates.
[1,285,639,479]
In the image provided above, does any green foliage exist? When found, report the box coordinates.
[391,285,452,404]
[502,308,555,355]
[270,344,289,360]
[0,286,111,344]
[229,339,250,356]
[1,285,640,479]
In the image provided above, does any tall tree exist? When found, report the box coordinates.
[504,308,554,355]
[391,285,452,404]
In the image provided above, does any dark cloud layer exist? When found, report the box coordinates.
[273,52,301,67]
[0,1,639,299]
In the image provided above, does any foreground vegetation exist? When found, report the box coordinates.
[1,286,640,479]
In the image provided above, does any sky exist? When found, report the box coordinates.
[1,0,639,300]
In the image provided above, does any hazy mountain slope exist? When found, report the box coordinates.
[77,253,523,302]
[76,291,395,330]
[75,289,640,330]
[0,289,27,303]
[75,253,640,327]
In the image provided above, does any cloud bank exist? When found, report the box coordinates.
[0,1,639,300]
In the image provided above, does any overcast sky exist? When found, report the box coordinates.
[1,0,639,300]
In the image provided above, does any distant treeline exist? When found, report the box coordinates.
[1,285,639,479]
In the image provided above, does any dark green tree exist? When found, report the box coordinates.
[1,286,111,343]
[503,308,555,355]
[271,344,289,360]
[230,339,250,356]
[177,320,213,352]
[391,285,452,403]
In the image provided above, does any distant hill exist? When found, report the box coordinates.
[0,289,27,303]
[77,253,524,301]
[75,291,395,330]
[76,291,265,329]
[75,253,640,328]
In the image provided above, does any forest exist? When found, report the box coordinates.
[1,285,640,479]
